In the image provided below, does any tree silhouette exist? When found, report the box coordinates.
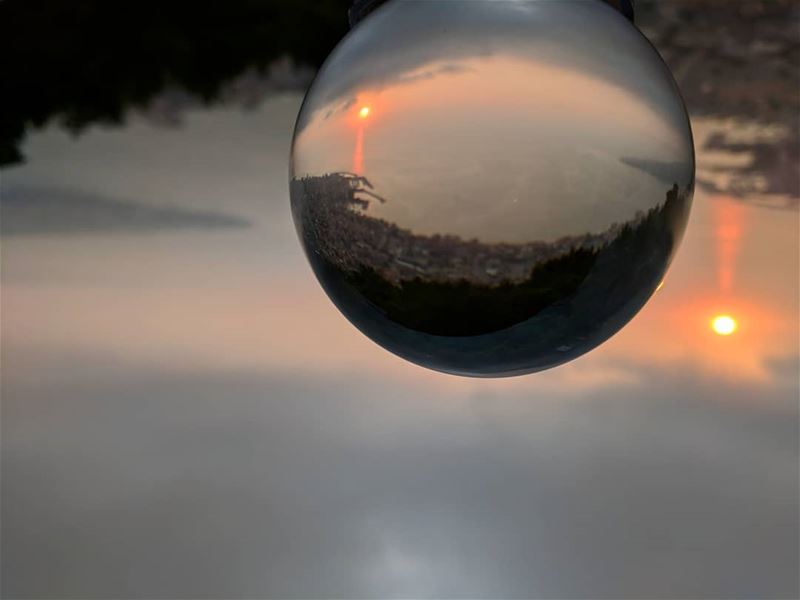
[0,0,351,165]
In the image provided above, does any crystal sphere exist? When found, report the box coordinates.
[290,0,694,377]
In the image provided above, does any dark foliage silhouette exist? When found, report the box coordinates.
[0,0,350,165]
[291,171,692,374]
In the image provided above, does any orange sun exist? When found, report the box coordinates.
[358,106,370,119]
[711,315,737,336]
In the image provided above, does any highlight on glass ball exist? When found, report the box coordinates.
[290,0,695,377]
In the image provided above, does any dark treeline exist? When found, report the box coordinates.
[293,172,692,336]
[0,0,351,165]
[339,185,688,336]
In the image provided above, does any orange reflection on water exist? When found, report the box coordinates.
[714,196,744,294]
[352,101,374,175]
[353,126,364,175]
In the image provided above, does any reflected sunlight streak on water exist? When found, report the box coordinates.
[714,196,745,294]
[353,125,364,175]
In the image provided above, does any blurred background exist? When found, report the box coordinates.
[1,0,798,597]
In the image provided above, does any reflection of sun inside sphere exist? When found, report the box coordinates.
[290,0,694,377]
[712,315,737,336]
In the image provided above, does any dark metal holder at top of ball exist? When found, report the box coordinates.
[349,0,636,27]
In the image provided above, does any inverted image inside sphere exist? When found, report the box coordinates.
[290,0,695,377]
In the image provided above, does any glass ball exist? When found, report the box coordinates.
[290,0,694,377]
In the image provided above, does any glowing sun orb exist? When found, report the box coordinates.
[711,315,737,336]
[358,106,370,119]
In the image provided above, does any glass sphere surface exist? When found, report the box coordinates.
[290,0,694,377]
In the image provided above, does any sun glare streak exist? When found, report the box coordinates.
[711,314,737,336]
[714,197,744,293]
[353,127,364,175]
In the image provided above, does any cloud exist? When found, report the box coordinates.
[3,353,797,598]
[619,156,694,186]
[391,62,476,86]
[323,96,358,121]
[142,57,316,128]
[696,129,799,209]
[1,186,250,235]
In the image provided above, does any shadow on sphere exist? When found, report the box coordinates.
[291,173,693,376]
